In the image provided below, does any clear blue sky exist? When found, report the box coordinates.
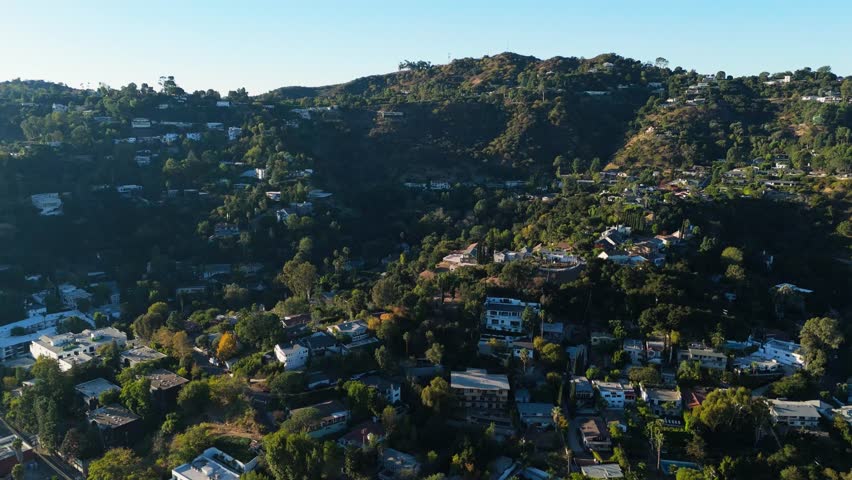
[2,0,849,95]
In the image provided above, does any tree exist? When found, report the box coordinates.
[519,348,531,373]
[177,380,210,412]
[11,464,22,480]
[425,343,444,366]
[120,378,153,418]
[59,428,82,460]
[223,283,250,308]
[655,57,669,69]
[374,345,395,373]
[264,431,339,480]
[217,332,238,360]
[278,260,317,301]
[235,311,281,349]
[271,372,306,397]
[421,377,451,412]
[87,448,155,480]
[283,408,322,434]
[799,317,844,376]
[540,342,565,366]
[720,246,744,266]
[646,419,664,471]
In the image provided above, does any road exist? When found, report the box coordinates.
[0,416,80,480]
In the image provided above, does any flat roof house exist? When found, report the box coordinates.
[580,417,613,452]
[87,404,142,447]
[120,346,167,367]
[30,327,127,371]
[581,463,624,479]
[75,378,120,410]
[517,402,555,428]
[451,368,511,429]
[379,448,421,480]
[483,297,540,334]
[678,347,727,370]
[327,320,371,344]
[760,339,805,368]
[640,386,682,417]
[769,399,823,429]
[146,369,189,407]
[593,381,634,409]
[289,400,350,438]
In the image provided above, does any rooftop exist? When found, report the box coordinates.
[451,368,510,391]
[764,338,801,354]
[770,399,822,418]
[579,417,608,438]
[75,378,120,399]
[87,404,141,428]
[173,457,240,480]
[581,463,624,479]
[146,369,189,391]
[120,346,167,364]
[642,387,681,402]
[517,402,555,417]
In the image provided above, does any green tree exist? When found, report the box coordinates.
[278,260,317,301]
[799,317,844,376]
[271,372,306,397]
[264,431,339,480]
[87,448,156,480]
[421,376,451,412]
[177,380,210,412]
[120,378,153,418]
[425,342,444,365]
[235,311,281,350]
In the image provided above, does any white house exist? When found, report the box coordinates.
[172,447,258,480]
[228,127,242,141]
[0,309,93,362]
[360,375,402,405]
[594,381,630,409]
[274,343,309,371]
[678,347,727,370]
[31,193,63,216]
[760,339,805,368]
[483,297,540,334]
[30,327,127,371]
[327,320,370,344]
[623,339,645,364]
[769,399,823,428]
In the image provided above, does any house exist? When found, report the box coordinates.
[623,339,645,364]
[595,225,631,250]
[274,343,309,371]
[378,448,421,480]
[31,193,63,216]
[581,463,624,479]
[580,417,612,451]
[120,346,167,367]
[206,122,224,131]
[678,347,727,370]
[145,369,189,406]
[337,420,386,448]
[130,118,151,128]
[541,322,565,342]
[682,388,709,410]
[0,309,94,362]
[517,402,555,428]
[280,313,311,335]
[441,243,480,269]
[276,208,293,222]
[172,446,258,480]
[289,400,350,438]
[591,331,616,346]
[75,378,120,410]
[186,132,202,141]
[593,381,633,409]
[0,435,34,476]
[571,376,594,401]
[210,223,240,240]
[228,127,242,141]
[216,100,231,107]
[87,404,142,447]
[360,375,401,404]
[327,320,370,344]
[483,297,540,334]
[640,386,682,417]
[297,332,340,357]
[30,327,128,371]
[759,339,805,368]
[769,399,823,428]
[451,369,511,428]
[646,339,666,364]
[511,340,536,359]
[831,406,852,427]
[732,356,781,375]
[58,283,93,309]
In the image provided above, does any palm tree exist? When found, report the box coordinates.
[646,419,665,471]
[519,348,531,374]
[11,438,22,463]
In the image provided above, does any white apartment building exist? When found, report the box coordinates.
[483,297,540,334]
[30,327,127,371]
[760,339,805,368]
[0,309,93,362]
[593,381,634,409]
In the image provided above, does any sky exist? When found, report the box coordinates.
[1,0,850,95]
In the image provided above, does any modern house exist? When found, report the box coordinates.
[87,404,142,447]
[327,320,370,344]
[172,446,258,480]
[360,375,402,405]
[571,376,594,401]
[451,369,511,428]
[75,378,120,410]
[0,309,93,362]
[769,399,823,428]
[678,347,727,370]
[378,448,421,480]
[517,402,555,428]
[120,346,167,367]
[483,297,540,334]
[623,339,645,364]
[274,343,309,371]
[593,381,633,409]
[580,417,612,451]
[30,327,127,371]
[760,339,805,368]
[146,369,189,407]
[289,400,350,438]
[640,386,682,417]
